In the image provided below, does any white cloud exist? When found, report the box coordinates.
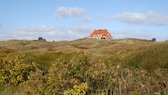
[17,26,56,33]
[55,6,85,18]
[111,30,156,40]
[112,11,168,25]
[3,26,56,40]
[81,17,92,23]
[1,25,167,41]
[0,25,92,41]
[110,30,168,41]
[72,25,93,38]
[73,25,93,33]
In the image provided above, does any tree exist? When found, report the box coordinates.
[38,37,43,40]
[38,37,46,41]
[152,38,156,42]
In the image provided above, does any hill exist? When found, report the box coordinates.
[0,38,156,54]
[0,38,168,95]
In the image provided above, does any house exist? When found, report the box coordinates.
[88,29,112,39]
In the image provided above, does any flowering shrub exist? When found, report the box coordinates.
[65,82,88,95]
[1,51,168,95]
[0,53,38,85]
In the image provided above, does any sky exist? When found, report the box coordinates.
[0,0,168,41]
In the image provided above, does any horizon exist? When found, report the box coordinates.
[0,37,156,43]
[0,0,168,41]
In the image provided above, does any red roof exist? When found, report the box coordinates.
[89,29,112,39]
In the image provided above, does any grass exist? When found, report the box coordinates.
[124,43,168,70]
[1,38,167,70]
[0,38,168,94]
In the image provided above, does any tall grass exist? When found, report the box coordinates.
[125,43,168,72]
[1,39,168,94]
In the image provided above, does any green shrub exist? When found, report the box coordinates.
[65,82,88,95]
[0,53,38,85]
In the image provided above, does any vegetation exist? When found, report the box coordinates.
[0,38,168,95]
[152,38,156,42]
[38,37,46,41]
[0,53,37,85]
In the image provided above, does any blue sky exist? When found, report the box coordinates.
[0,0,168,41]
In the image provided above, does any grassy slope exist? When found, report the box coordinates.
[1,38,168,94]
[1,38,168,69]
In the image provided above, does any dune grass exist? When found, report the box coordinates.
[0,38,168,94]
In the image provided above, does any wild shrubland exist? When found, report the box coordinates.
[0,39,168,95]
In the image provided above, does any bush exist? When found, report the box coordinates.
[65,82,88,95]
[5,51,168,95]
[152,38,156,42]
[38,37,46,41]
[0,53,38,85]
